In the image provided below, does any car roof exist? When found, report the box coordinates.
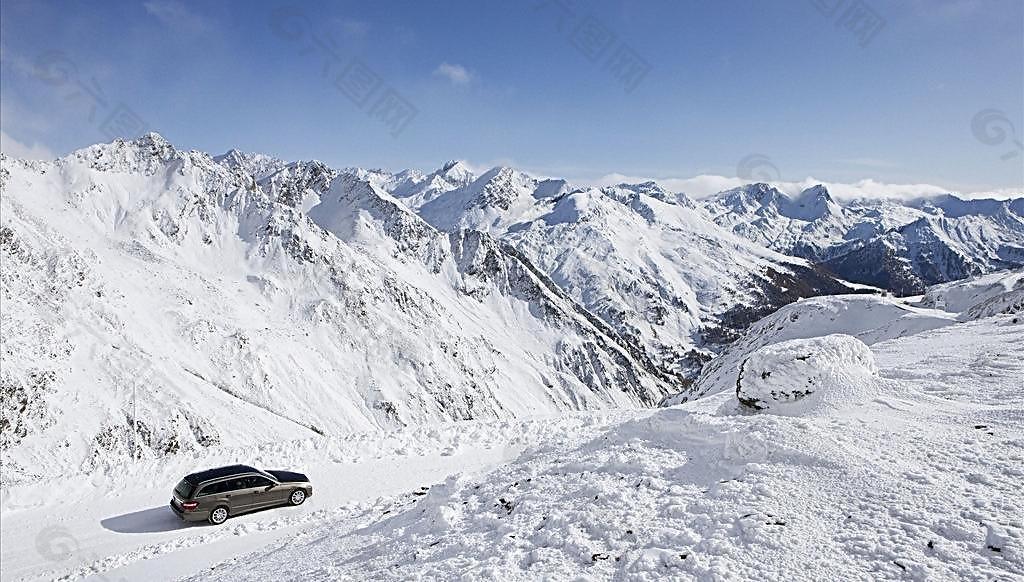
[183,464,261,484]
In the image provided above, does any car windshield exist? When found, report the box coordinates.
[174,479,195,499]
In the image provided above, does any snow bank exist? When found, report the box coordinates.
[735,334,879,415]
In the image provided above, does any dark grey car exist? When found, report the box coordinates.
[170,464,313,525]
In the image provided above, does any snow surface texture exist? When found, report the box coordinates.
[177,314,1023,581]
[734,334,880,415]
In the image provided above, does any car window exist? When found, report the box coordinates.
[235,475,267,488]
[174,479,195,499]
[250,476,274,488]
[225,477,248,491]
[197,480,226,496]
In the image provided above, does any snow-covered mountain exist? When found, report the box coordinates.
[704,184,1024,295]
[212,149,287,181]
[406,173,857,382]
[703,183,917,261]
[0,135,674,482]
[821,209,1024,295]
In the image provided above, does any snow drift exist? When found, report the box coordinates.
[734,334,879,415]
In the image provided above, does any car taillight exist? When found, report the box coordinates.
[181,501,199,511]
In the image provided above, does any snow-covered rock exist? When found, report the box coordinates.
[734,334,879,415]
[667,293,954,404]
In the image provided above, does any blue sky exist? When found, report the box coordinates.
[1,0,1021,194]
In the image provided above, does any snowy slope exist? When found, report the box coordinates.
[666,294,956,404]
[917,267,1024,313]
[666,269,1021,405]
[0,411,633,581]
[180,312,1024,581]
[0,135,674,483]
[5,306,1016,581]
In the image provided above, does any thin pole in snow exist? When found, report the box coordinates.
[133,380,138,461]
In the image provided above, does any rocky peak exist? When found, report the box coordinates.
[471,167,535,211]
[717,182,786,212]
[782,185,841,221]
[435,160,475,186]
[215,148,287,180]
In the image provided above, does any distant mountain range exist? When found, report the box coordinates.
[705,183,1024,295]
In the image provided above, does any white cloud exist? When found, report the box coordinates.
[143,1,210,33]
[0,131,55,160]
[582,172,1021,201]
[446,159,1020,202]
[433,62,473,86]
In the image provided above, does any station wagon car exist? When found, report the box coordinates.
[170,464,313,524]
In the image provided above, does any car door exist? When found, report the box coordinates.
[219,476,256,513]
[194,478,236,512]
[247,475,282,508]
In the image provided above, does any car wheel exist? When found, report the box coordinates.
[209,505,229,525]
[289,489,306,506]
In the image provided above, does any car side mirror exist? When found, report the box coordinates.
[265,484,276,491]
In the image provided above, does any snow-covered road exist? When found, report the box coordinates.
[3,450,505,581]
[1,413,632,581]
